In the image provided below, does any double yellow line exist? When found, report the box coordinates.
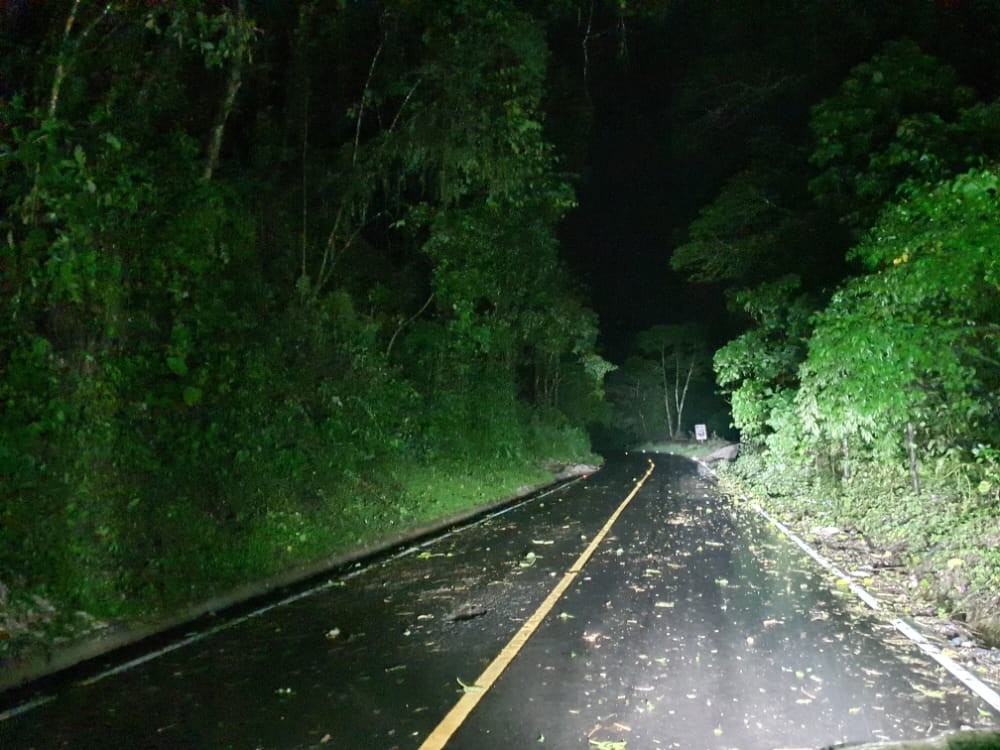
[419,460,656,749]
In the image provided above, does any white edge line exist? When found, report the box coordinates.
[0,695,56,722]
[77,635,209,686]
[694,458,1000,717]
[78,578,342,687]
[892,618,1000,713]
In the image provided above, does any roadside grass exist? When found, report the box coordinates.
[0,448,594,671]
[389,458,554,522]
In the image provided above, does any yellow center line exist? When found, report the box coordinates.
[418,459,656,750]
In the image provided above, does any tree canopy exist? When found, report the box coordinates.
[4,0,1000,648]
[0,0,612,615]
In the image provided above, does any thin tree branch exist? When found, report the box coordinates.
[388,78,421,133]
[581,0,594,95]
[386,292,434,358]
[300,89,310,284]
[30,1,113,218]
[353,35,385,166]
[314,208,385,300]
[314,203,346,300]
[50,1,115,118]
[616,9,628,65]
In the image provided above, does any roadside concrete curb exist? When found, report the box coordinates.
[0,463,600,696]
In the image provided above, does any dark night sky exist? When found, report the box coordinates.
[547,1,1000,363]
[551,9,766,361]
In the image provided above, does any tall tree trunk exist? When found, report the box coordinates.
[581,0,594,98]
[48,0,83,119]
[906,422,920,494]
[659,349,675,437]
[30,1,114,216]
[202,0,247,182]
[46,1,114,118]
[673,357,695,437]
[294,1,316,291]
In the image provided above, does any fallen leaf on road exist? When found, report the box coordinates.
[912,684,945,699]
[456,677,484,693]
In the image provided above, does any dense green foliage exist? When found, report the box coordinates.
[0,0,609,626]
[712,277,814,445]
[798,170,999,455]
[704,42,1000,466]
[3,0,999,655]
[671,36,1000,635]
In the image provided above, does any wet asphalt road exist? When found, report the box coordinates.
[1,453,998,749]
